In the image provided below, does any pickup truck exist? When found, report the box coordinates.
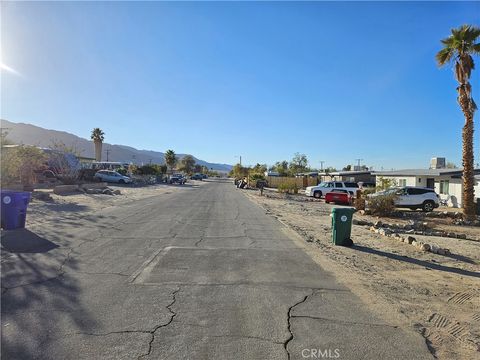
[305,181,359,198]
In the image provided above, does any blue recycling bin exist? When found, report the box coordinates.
[1,190,31,230]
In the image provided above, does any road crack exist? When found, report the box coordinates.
[284,290,314,360]
[138,287,181,359]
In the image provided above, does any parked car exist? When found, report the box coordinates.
[305,181,359,198]
[325,189,353,205]
[94,170,133,184]
[368,186,439,212]
[169,174,186,184]
[191,173,203,180]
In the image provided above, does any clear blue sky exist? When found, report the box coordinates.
[1,1,479,170]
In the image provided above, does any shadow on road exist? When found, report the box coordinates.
[353,245,480,278]
[1,230,97,359]
[1,229,59,253]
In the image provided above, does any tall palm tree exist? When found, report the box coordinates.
[90,128,105,162]
[164,149,177,174]
[436,24,480,220]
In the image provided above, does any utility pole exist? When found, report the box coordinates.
[105,149,110,162]
[319,161,325,171]
[149,158,152,165]
[235,155,242,166]
[355,158,363,169]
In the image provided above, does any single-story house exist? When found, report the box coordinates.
[373,168,480,208]
[321,171,375,184]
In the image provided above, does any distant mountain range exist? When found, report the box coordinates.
[1,119,233,172]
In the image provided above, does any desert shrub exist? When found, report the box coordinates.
[355,188,377,210]
[1,145,47,186]
[367,193,398,216]
[117,167,128,176]
[136,164,160,175]
[278,182,299,194]
[250,173,265,181]
[354,190,365,210]
[376,176,398,191]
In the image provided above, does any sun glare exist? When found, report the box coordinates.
[0,62,21,76]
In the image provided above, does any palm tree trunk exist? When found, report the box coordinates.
[459,85,476,220]
[94,141,102,162]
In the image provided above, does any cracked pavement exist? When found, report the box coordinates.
[1,180,433,359]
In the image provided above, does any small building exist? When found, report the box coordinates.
[323,170,375,184]
[373,168,480,208]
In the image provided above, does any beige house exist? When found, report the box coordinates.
[373,169,480,208]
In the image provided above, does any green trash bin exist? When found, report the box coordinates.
[331,207,355,246]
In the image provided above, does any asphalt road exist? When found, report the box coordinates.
[1,180,433,359]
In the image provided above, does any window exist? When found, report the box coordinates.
[334,182,343,187]
[439,180,449,195]
[345,182,359,188]
[408,188,427,195]
[398,179,407,187]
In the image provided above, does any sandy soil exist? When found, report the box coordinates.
[25,182,206,232]
[244,188,480,360]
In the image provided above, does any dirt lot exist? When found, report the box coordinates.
[244,188,480,360]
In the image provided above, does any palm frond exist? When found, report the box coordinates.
[436,47,454,66]
[472,43,480,55]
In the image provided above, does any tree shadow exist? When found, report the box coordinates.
[1,229,59,253]
[1,230,97,359]
[353,245,480,278]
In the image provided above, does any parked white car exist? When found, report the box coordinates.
[94,170,133,184]
[369,186,439,212]
[305,181,359,198]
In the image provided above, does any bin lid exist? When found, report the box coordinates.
[331,207,356,213]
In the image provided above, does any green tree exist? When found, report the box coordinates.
[289,153,308,175]
[90,128,105,162]
[164,149,177,173]
[437,24,479,220]
[446,162,458,169]
[274,161,289,176]
[229,163,249,178]
[342,165,352,171]
[178,155,196,175]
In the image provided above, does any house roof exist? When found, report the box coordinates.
[329,170,372,176]
[374,168,480,177]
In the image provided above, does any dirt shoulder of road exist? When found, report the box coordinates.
[243,188,480,360]
[24,181,205,231]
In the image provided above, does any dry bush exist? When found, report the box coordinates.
[366,193,398,216]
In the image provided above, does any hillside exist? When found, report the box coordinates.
[0,119,232,172]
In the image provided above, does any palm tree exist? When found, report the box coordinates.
[164,149,177,174]
[90,128,105,162]
[436,24,480,220]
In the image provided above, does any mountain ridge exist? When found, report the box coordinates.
[1,119,232,172]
